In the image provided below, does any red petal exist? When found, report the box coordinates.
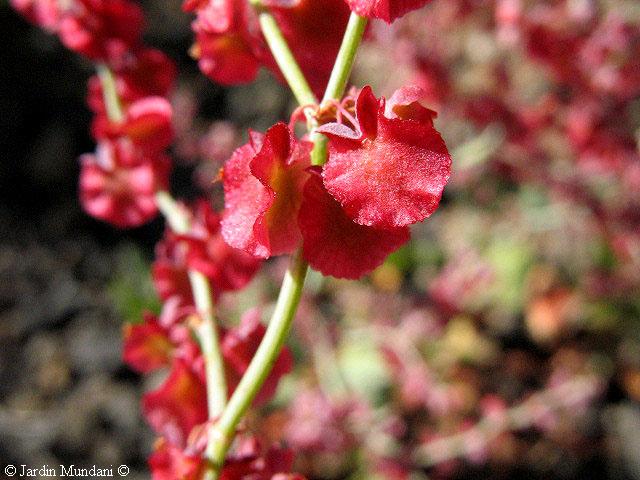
[345,0,432,23]
[355,85,380,139]
[222,124,310,258]
[385,85,437,124]
[142,359,208,448]
[299,174,410,279]
[149,438,204,480]
[322,88,451,229]
[78,140,170,228]
[123,313,173,374]
[122,96,174,152]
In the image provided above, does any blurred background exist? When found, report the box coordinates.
[1,0,640,478]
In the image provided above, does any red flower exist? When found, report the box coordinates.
[149,439,205,480]
[221,123,311,258]
[319,86,451,229]
[123,299,200,374]
[152,233,195,306]
[93,96,174,153]
[78,139,170,228]
[222,308,293,405]
[298,171,409,279]
[149,435,305,480]
[123,313,175,374]
[180,201,264,291]
[190,0,263,85]
[57,0,144,61]
[186,0,349,97]
[344,0,432,23]
[143,358,208,448]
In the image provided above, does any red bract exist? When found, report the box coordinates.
[320,86,451,229]
[223,308,293,405]
[298,172,409,279]
[123,312,175,374]
[78,140,170,228]
[221,123,311,258]
[189,0,263,85]
[153,232,195,306]
[179,201,263,291]
[143,358,208,448]
[57,0,144,61]
[218,437,298,480]
[149,439,205,480]
[150,436,304,480]
[123,299,200,374]
[92,96,174,153]
[344,0,432,23]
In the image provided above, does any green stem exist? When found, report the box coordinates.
[321,13,368,104]
[154,192,228,425]
[251,2,317,106]
[96,63,124,123]
[209,251,308,467]
[311,13,367,166]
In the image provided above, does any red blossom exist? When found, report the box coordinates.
[153,233,195,306]
[222,308,293,405]
[79,139,170,228]
[143,358,208,448]
[221,123,311,258]
[57,0,145,61]
[179,201,264,291]
[268,0,350,97]
[298,172,410,279]
[149,438,205,480]
[150,435,305,480]
[344,0,432,23]
[320,86,451,229]
[123,299,200,374]
[92,96,174,153]
[123,313,175,374]
[190,0,263,85]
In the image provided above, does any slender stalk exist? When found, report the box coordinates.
[250,1,317,106]
[321,13,368,104]
[154,191,228,423]
[96,63,124,123]
[209,251,308,467]
[310,13,367,166]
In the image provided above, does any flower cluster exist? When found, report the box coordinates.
[221,86,451,279]
[13,0,176,228]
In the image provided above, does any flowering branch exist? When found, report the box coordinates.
[97,66,228,446]
[154,191,228,420]
[206,8,369,475]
